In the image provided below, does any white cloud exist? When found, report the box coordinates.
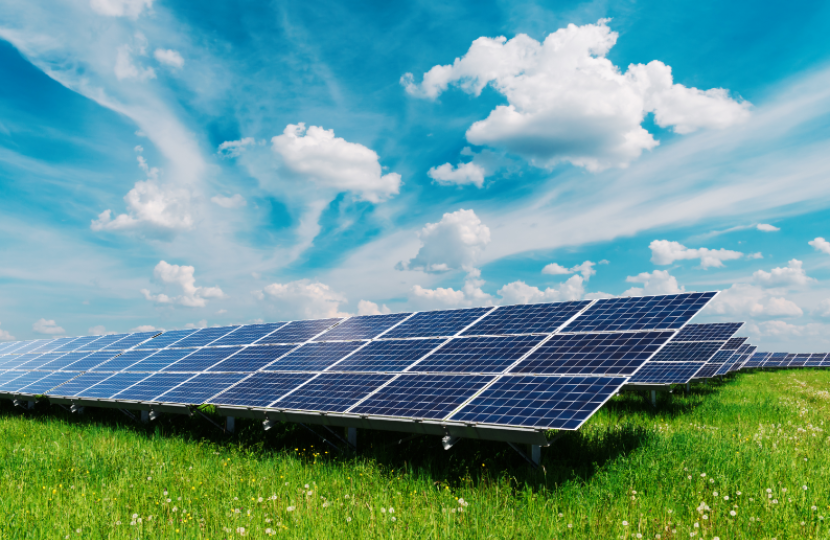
[427,162,487,187]
[748,252,764,259]
[410,269,493,309]
[90,0,153,18]
[88,325,116,335]
[141,261,226,308]
[211,194,247,209]
[271,123,401,203]
[756,223,780,232]
[357,300,392,316]
[498,275,586,304]
[131,325,160,333]
[185,320,208,329]
[257,279,349,319]
[752,259,814,288]
[541,263,570,275]
[649,240,743,269]
[747,320,827,338]
[218,137,256,158]
[705,283,803,318]
[114,44,156,81]
[401,209,490,273]
[542,260,597,280]
[33,318,65,335]
[817,299,830,318]
[623,270,684,296]
[0,323,14,341]
[154,49,184,69]
[402,20,749,171]
[809,237,830,255]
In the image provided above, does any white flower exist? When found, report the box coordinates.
[286,506,295,512]
[702,515,708,520]
[115,521,121,526]
[772,499,779,504]
[766,488,772,493]
[258,497,264,503]
[730,510,737,516]
[724,496,729,500]
[307,490,313,496]
[172,507,178,512]
[391,517,396,522]
[147,476,152,481]
[736,491,742,495]
[803,485,808,490]
[389,507,394,513]
[381,508,386,513]
[713,492,718,496]
[305,484,309,489]
[163,491,168,496]
[694,523,699,528]
[166,498,172,503]
[568,524,573,528]
[701,473,706,477]
[130,521,136,526]
[346,517,352,522]
[687,475,692,480]
[132,514,138,519]
[812,506,818,511]
[622,521,629,526]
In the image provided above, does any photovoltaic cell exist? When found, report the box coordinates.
[0,371,51,392]
[509,331,673,376]
[161,347,244,372]
[156,373,247,404]
[101,331,160,351]
[0,371,27,389]
[209,372,314,407]
[39,352,91,371]
[628,362,706,384]
[314,313,411,341]
[382,307,494,339]
[0,342,17,354]
[35,337,78,353]
[0,342,30,354]
[208,323,287,347]
[46,373,112,397]
[73,373,150,399]
[561,293,716,332]
[717,346,755,375]
[273,373,393,412]
[17,352,66,370]
[78,334,129,351]
[788,353,811,367]
[742,352,771,368]
[333,339,446,372]
[694,350,733,379]
[138,329,198,349]
[819,354,830,367]
[722,337,747,350]
[206,345,296,372]
[648,341,723,363]
[350,374,493,419]
[11,340,53,354]
[672,322,743,342]
[255,318,343,345]
[90,350,156,372]
[124,349,194,372]
[0,354,42,369]
[53,336,100,353]
[450,375,624,430]
[15,372,79,395]
[171,326,239,348]
[763,353,789,367]
[62,351,120,371]
[265,341,364,371]
[411,335,544,373]
[461,301,591,336]
[806,353,826,367]
[111,373,194,401]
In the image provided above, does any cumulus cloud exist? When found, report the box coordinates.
[218,137,256,158]
[756,223,780,232]
[33,318,65,335]
[649,240,743,269]
[114,44,156,81]
[498,275,586,304]
[752,259,814,288]
[256,279,349,319]
[88,325,114,335]
[706,284,803,318]
[816,299,830,318]
[211,194,247,209]
[809,237,830,255]
[401,209,490,273]
[427,162,487,187]
[185,320,208,329]
[141,261,225,308]
[0,323,14,341]
[410,269,493,308]
[271,123,401,203]
[402,20,750,171]
[154,49,184,69]
[747,320,827,338]
[90,0,153,18]
[131,325,161,333]
[542,260,596,280]
[623,270,684,296]
[357,300,392,316]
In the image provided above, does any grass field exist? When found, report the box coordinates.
[1,369,829,539]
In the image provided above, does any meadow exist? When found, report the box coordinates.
[1,369,828,539]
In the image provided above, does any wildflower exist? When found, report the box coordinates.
[766,488,772,493]
[709,479,715,483]
[623,521,629,526]
[730,510,737,516]
[694,523,699,528]
[346,517,352,522]
[701,473,706,477]
[558,513,564,517]
[713,492,718,496]
[702,515,708,520]
[724,496,729,500]
[389,507,394,513]
[345,494,350,499]
[381,508,386,513]
[130,521,136,526]
[307,490,313,496]
[687,475,692,480]
[568,524,573,528]
[803,485,808,490]
[636,535,642,539]
[812,506,818,511]
[736,491,742,495]
[166,498,172,503]
[236,527,246,536]
[286,506,295,512]
[305,484,309,489]
[772,499,778,504]
[258,497,263,503]
[147,476,152,481]
[164,491,168,496]
[132,514,138,519]
[391,517,397,522]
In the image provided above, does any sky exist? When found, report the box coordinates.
[1,0,829,351]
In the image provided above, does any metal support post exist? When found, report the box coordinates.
[141,410,150,423]
[686,382,690,394]
[506,441,539,469]
[650,390,657,408]
[347,427,357,449]
[27,400,35,409]
[225,416,235,434]
[530,444,541,467]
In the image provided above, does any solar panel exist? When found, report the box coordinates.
[350,374,493,419]
[206,345,296,372]
[124,349,194,372]
[819,354,830,367]
[728,346,757,372]
[12,340,53,354]
[209,372,314,407]
[156,373,247,404]
[61,351,120,371]
[763,352,789,367]
[333,339,446,372]
[410,335,544,373]
[314,313,411,341]
[449,375,623,430]
[0,371,27,389]
[90,350,156,372]
[715,346,755,375]
[73,373,150,399]
[79,334,129,351]
[138,329,198,349]
[627,362,706,384]
[742,352,771,368]
[0,341,30,354]
[0,342,18,354]
[35,337,78,353]
[46,373,112,397]
[52,336,100,353]
[788,353,811,367]
[38,352,91,371]
[672,322,743,342]
[0,353,42,369]
[461,301,592,336]
[806,353,826,367]
[0,371,52,392]
[208,323,287,347]
[161,347,243,372]
[17,352,66,370]
[382,307,493,339]
[264,341,365,371]
[694,350,734,379]
[561,293,716,332]
[273,373,393,412]
[15,372,79,395]
[648,341,723,363]
[171,326,239,348]
[509,331,673,376]
[100,331,160,351]
[111,373,194,401]
[722,337,747,350]
[255,318,343,344]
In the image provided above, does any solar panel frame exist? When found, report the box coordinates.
[560,292,717,332]
[672,322,743,342]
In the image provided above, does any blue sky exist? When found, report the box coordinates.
[1,0,830,351]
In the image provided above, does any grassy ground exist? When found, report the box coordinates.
[1,369,829,539]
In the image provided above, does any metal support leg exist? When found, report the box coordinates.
[507,442,539,469]
[141,410,150,423]
[347,427,357,449]
[27,400,35,409]
[225,416,235,434]
[530,445,541,467]
[686,382,690,394]
[650,390,657,408]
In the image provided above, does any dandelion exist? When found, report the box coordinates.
[713,492,718,496]
[305,484,309,489]
[724,496,729,500]
[558,513,564,517]
[636,535,642,539]
[307,490,313,496]
[730,510,737,516]
[346,517,352,522]
[116,521,121,526]
[164,491,168,496]
[709,479,715,484]
[132,514,138,519]
[345,494,350,499]
[391,517,397,522]
[702,515,708,520]
[737,491,742,495]
[389,507,394,513]
[381,508,386,513]
[772,499,779,504]
[694,523,699,528]
[166,498,172,503]
[286,506,295,512]
[568,524,573,528]
[687,475,692,480]
[812,506,818,511]
[623,521,629,526]
[236,527,246,536]
[76,529,81,534]
[147,476,152,481]
[803,485,808,490]
[766,488,772,493]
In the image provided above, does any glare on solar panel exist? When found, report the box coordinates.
[410,335,544,373]
[332,339,446,372]
[255,318,343,345]
[161,347,243,372]
[156,373,247,404]
[206,345,296,372]
[272,373,393,412]
[561,293,716,333]
[313,313,411,341]
[461,301,591,336]
[208,323,287,347]
[264,341,364,371]
[209,372,314,407]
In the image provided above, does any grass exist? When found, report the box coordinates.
[1,369,829,539]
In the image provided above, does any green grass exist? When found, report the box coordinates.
[2,370,830,539]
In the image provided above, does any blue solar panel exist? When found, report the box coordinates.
[100,331,160,351]
[161,347,243,372]
[0,354,42,369]
[742,352,771,368]
[450,375,624,430]
[35,337,78,353]
[78,334,129,351]
[649,341,723,363]
[9,340,51,354]
[90,350,156,372]
[314,313,411,341]
[726,346,756,373]
[124,349,194,372]
[762,352,788,368]
[273,373,393,412]
[17,352,66,370]
[209,372,314,407]
[74,373,150,399]
[411,335,544,373]
[264,341,364,371]
[0,371,51,392]
[46,373,113,397]
[171,326,239,348]
[382,307,494,339]
[510,331,673,376]
[806,353,826,367]
[62,351,120,371]
[333,339,446,372]
[0,342,18,354]
[694,352,733,379]
[15,372,79,395]
[39,352,91,371]
[208,323,287,347]
[672,322,743,342]
[628,362,706,384]
[788,353,811,367]
[53,336,100,353]
[138,329,198,349]
[561,293,716,332]
[820,354,830,367]
[111,373,194,401]
[0,342,27,354]
[255,318,343,345]
[461,301,591,336]
[350,374,493,419]
[722,337,747,350]
[156,373,247,404]
[206,345,296,372]
[0,371,27,389]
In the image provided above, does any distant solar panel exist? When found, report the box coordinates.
[806,353,826,367]
[314,313,411,341]
[0,342,17,354]
[157,373,247,404]
[264,341,363,371]
[17,352,66,370]
[11,340,53,355]
[819,354,830,367]
[74,373,149,399]
[350,374,493,419]
[138,329,198,349]
[124,349,194,372]
[450,375,623,430]
[411,335,544,373]
[209,372,314,407]
[333,339,446,372]
[78,334,129,351]
[111,373,194,401]
[742,352,771,368]
[206,345,295,372]
[28,340,59,354]
[161,347,243,372]
[62,351,120,372]
[461,301,591,336]
[382,307,494,339]
[510,331,673,376]
[255,318,343,344]
[273,373,393,412]
[0,341,30,354]
[15,372,79,395]
[722,337,747,350]
[763,353,789,368]
[35,337,78,353]
[672,322,743,342]
[52,336,100,353]
[561,293,716,332]
[208,323,287,347]
[101,331,160,351]
[172,326,239,349]
[648,341,723,363]
[717,346,755,375]
[788,353,811,367]
[46,373,112,397]
[627,362,706,385]
[90,350,155,372]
